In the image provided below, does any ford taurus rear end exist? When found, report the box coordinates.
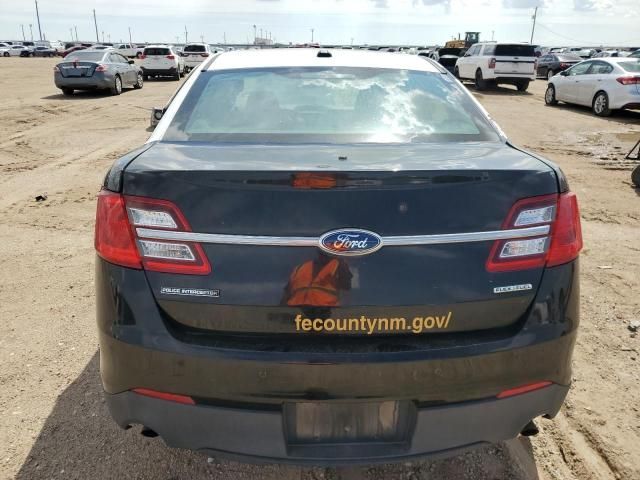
[95,49,582,465]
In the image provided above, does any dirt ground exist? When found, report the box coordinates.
[0,57,639,480]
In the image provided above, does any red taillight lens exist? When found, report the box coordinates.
[95,64,107,72]
[546,192,582,267]
[616,76,640,85]
[140,54,146,59]
[132,388,195,405]
[560,62,569,68]
[94,191,211,275]
[53,65,60,72]
[486,192,582,272]
[488,57,496,69]
[497,381,552,399]
[95,190,142,269]
[166,54,175,60]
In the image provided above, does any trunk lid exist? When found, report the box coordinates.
[492,44,536,75]
[123,142,558,336]
[58,61,98,78]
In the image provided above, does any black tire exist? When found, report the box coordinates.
[173,68,181,81]
[134,72,143,89]
[545,84,558,105]
[592,91,612,117]
[547,69,555,81]
[632,165,640,187]
[110,75,122,95]
[474,69,487,90]
[142,74,149,81]
[179,67,185,78]
[61,87,74,96]
[516,80,530,92]
[454,66,460,79]
[3,52,9,57]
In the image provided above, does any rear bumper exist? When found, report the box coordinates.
[54,72,112,90]
[106,383,568,465]
[492,75,536,83]
[141,67,177,76]
[97,257,579,462]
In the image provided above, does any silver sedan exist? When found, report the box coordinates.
[54,49,143,96]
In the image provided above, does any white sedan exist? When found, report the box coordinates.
[545,58,640,116]
[5,45,32,57]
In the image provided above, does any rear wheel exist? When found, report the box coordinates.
[474,69,487,90]
[134,72,143,89]
[632,165,640,187]
[516,80,530,92]
[61,87,74,96]
[111,75,122,96]
[454,66,460,79]
[592,91,611,117]
[547,69,555,81]
[3,51,9,57]
[173,67,181,81]
[545,84,558,105]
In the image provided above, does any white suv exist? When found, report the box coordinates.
[140,45,185,81]
[455,42,537,91]
[181,43,213,72]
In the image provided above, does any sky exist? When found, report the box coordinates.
[1,0,638,47]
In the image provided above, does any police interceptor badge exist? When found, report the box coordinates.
[161,287,220,298]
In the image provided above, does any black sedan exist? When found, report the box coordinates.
[96,49,582,465]
[54,49,143,96]
[537,53,582,80]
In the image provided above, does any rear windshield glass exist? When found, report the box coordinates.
[557,55,581,61]
[164,67,500,144]
[184,45,206,53]
[494,45,535,57]
[144,48,170,56]
[64,51,105,62]
[619,60,640,72]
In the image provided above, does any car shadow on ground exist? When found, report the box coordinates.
[464,83,534,97]
[16,352,541,480]
[545,102,640,125]
[41,89,139,101]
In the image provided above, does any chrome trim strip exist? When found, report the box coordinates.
[136,225,550,247]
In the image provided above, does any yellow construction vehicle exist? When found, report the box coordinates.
[444,32,480,49]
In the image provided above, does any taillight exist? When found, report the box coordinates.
[94,190,211,275]
[486,192,582,272]
[559,62,570,68]
[94,64,107,72]
[166,54,175,60]
[201,53,209,57]
[488,57,496,69]
[140,54,146,59]
[53,65,59,72]
[497,381,552,399]
[95,190,141,269]
[616,76,640,85]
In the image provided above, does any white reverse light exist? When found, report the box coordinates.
[514,206,555,227]
[500,237,548,258]
[138,240,195,261]
[128,208,178,229]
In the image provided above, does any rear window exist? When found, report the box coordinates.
[144,48,170,56]
[164,67,500,144]
[557,55,581,62]
[619,61,640,72]
[64,51,105,62]
[184,44,206,53]
[494,44,535,57]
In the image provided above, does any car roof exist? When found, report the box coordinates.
[144,44,172,48]
[206,48,440,72]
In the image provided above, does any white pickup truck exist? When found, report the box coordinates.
[115,43,145,58]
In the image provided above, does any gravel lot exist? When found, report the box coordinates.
[0,57,639,480]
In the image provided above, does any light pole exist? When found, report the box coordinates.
[29,24,33,41]
[530,6,538,44]
[21,24,25,41]
[184,25,188,44]
[102,30,105,43]
[128,27,132,46]
[93,9,99,43]
[34,0,43,40]
[311,28,314,43]
[70,27,73,41]
[253,25,257,44]
[74,25,78,41]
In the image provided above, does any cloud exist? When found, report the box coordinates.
[503,0,543,7]
[370,0,388,7]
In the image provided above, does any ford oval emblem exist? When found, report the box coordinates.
[318,229,383,256]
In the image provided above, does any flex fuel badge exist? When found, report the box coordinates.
[493,284,533,294]
[160,287,220,298]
